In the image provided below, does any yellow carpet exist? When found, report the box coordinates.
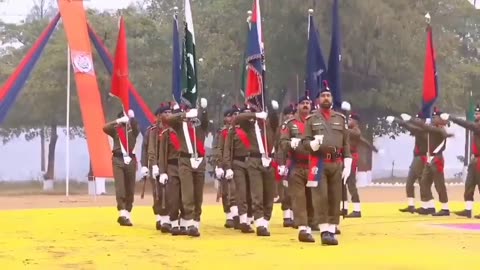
[1,202,479,269]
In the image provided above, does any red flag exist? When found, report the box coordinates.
[110,16,130,111]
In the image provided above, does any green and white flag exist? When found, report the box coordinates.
[181,0,198,107]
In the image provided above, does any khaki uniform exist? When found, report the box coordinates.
[164,109,208,228]
[213,126,237,217]
[103,119,140,213]
[140,124,154,169]
[303,110,350,232]
[147,124,169,218]
[413,121,449,205]
[224,125,253,226]
[158,126,183,227]
[450,117,480,202]
[234,111,279,229]
[278,114,313,228]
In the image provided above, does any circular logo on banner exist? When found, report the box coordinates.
[73,53,93,73]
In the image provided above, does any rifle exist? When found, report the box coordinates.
[140,173,147,199]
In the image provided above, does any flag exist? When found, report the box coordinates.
[327,0,342,110]
[421,23,439,119]
[110,16,130,112]
[245,0,265,110]
[181,0,198,108]
[172,10,182,105]
[305,11,327,101]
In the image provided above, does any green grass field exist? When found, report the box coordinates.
[1,202,479,269]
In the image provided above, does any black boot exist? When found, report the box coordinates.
[454,209,472,218]
[320,232,338,246]
[341,209,348,216]
[474,214,480,219]
[155,221,162,230]
[117,216,132,227]
[335,227,341,235]
[399,206,416,213]
[298,230,315,243]
[431,209,450,216]
[224,219,235,229]
[346,211,361,218]
[240,223,254,233]
[187,226,200,237]
[161,223,172,233]
[171,227,181,236]
[256,226,270,237]
[416,207,435,215]
[283,218,294,228]
[233,216,240,230]
[179,226,188,235]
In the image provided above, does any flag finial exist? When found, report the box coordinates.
[247,10,252,23]
[425,12,431,24]
[308,9,314,14]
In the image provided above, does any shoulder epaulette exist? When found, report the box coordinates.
[284,118,295,125]
[305,113,316,120]
[333,111,346,118]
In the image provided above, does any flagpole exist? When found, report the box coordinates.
[66,45,71,198]
[425,13,431,167]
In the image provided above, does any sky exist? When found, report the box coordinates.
[0,0,138,24]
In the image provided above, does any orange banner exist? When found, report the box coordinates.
[57,0,113,178]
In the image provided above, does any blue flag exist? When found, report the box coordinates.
[305,12,327,101]
[172,12,182,105]
[327,0,342,110]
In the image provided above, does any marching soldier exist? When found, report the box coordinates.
[158,103,187,235]
[213,107,239,229]
[148,103,172,233]
[276,104,296,228]
[103,109,139,226]
[279,97,316,243]
[343,112,378,218]
[303,82,351,245]
[224,105,255,233]
[403,108,453,216]
[441,107,480,219]
[234,100,279,236]
[162,98,208,237]
[386,113,428,213]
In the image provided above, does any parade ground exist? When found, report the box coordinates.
[0,184,478,269]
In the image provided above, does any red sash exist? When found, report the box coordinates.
[221,129,228,140]
[236,128,251,149]
[116,126,130,154]
[169,131,181,151]
[352,152,359,172]
[188,126,206,156]
[432,156,444,173]
[472,139,480,171]
[271,160,282,182]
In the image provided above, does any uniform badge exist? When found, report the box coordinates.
[71,51,94,74]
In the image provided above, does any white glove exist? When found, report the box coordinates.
[116,116,129,124]
[127,109,135,118]
[255,111,267,120]
[200,98,208,109]
[215,166,225,179]
[400,113,411,121]
[342,158,353,184]
[152,165,160,177]
[140,166,149,177]
[290,138,301,149]
[314,135,324,144]
[425,118,431,124]
[341,101,351,111]
[225,169,234,179]
[385,116,395,124]
[123,156,132,165]
[309,140,320,151]
[271,100,279,110]
[440,113,449,121]
[185,108,198,118]
[278,165,288,176]
[173,103,180,110]
[159,173,168,184]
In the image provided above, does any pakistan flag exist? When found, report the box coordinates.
[181,0,198,108]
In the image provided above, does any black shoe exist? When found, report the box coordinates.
[171,227,181,236]
[117,216,132,226]
[256,226,270,237]
[179,226,188,235]
[341,209,348,216]
[432,209,450,216]
[454,209,472,218]
[399,206,416,213]
[474,214,480,219]
[416,208,435,215]
[283,218,294,228]
[320,232,338,246]
[240,223,254,233]
[233,216,240,230]
[298,230,315,243]
[161,223,172,233]
[224,219,235,229]
[187,226,200,237]
[309,224,319,231]
[346,211,361,218]
[335,227,341,235]
[156,221,162,230]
